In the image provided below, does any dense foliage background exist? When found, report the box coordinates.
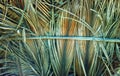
[0,0,120,76]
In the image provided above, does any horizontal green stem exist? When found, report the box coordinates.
[16,36,120,43]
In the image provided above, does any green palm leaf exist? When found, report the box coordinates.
[0,0,120,76]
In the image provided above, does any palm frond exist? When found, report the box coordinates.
[0,0,120,76]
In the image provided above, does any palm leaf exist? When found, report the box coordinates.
[0,0,120,76]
